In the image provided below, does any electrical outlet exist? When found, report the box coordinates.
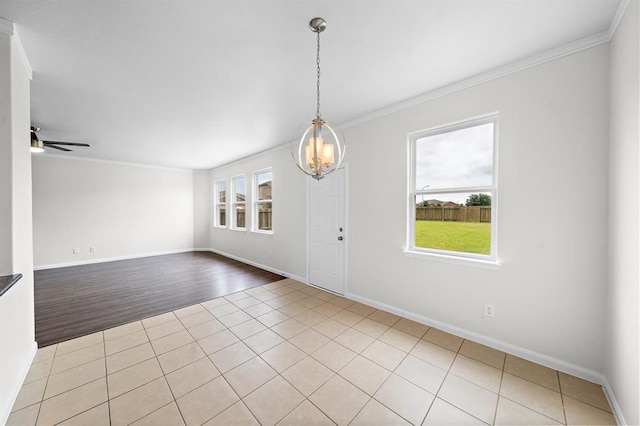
[72,248,80,254]
[484,304,495,317]
[89,246,96,254]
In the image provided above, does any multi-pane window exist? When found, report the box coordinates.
[410,115,497,260]
[214,179,227,227]
[231,175,246,229]
[254,169,273,232]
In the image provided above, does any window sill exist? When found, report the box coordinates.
[403,250,502,270]
[212,225,227,229]
[229,227,247,232]
[251,230,273,235]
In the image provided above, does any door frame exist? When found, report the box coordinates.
[305,163,348,295]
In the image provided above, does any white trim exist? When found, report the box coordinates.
[250,229,273,235]
[252,167,273,233]
[208,248,305,283]
[601,376,627,426]
[33,248,195,270]
[1,341,37,426]
[213,178,228,228]
[403,250,501,270]
[206,142,290,172]
[343,163,349,299]
[210,27,616,173]
[304,172,310,284]
[608,0,631,39]
[230,174,247,231]
[345,290,608,385]
[408,114,498,262]
[0,17,13,35]
[12,27,32,80]
[0,20,33,80]
[36,152,195,172]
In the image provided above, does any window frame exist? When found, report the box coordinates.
[231,175,247,231]
[213,179,227,228]
[252,168,273,234]
[408,113,499,264]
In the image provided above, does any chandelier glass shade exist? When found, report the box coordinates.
[293,117,344,179]
[292,18,345,180]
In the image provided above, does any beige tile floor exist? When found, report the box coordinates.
[8,279,616,425]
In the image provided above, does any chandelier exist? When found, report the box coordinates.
[292,17,345,180]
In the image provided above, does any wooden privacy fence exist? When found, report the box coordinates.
[258,209,272,230]
[230,209,272,230]
[416,206,491,223]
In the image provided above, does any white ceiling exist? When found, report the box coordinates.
[0,0,622,169]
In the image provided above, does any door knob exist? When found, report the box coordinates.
[338,236,343,241]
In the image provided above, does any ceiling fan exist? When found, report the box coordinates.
[30,126,90,153]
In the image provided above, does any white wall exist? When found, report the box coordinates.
[209,45,611,380]
[193,170,211,249]
[345,45,610,376]
[209,147,307,280]
[605,1,640,424]
[0,31,36,424]
[32,156,195,268]
[0,33,12,276]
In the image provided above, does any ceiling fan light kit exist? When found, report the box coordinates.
[291,17,345,181]
[30,129,45,153]
[30,126,90,153]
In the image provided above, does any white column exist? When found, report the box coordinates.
[0,20,37,424]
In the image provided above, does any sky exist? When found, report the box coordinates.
[257,171,272,186]
[415,122,493,204]
[233,177,246,199]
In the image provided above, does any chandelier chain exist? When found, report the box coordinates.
[316,29,321,118]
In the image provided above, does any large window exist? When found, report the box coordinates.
[409,115,497,261]
[253,169,273,232]
[214,179,227,227]
[231,175,246,230]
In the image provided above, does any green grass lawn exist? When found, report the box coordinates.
[415,220,491,255]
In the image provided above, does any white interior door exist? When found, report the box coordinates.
[309,168,345,295]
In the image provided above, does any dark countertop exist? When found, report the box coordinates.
[0,273,22,297]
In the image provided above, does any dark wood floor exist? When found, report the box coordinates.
[34,251,285,347]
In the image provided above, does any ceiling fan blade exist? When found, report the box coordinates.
[44,144,72,152]
[43,141,90,147]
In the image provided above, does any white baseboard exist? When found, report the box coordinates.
[601,376,627,425]
[1,340,37,425]
[33,249,196,270]
[345,290,607,385]
[349,289,628,423]
[29,249,627,424]
[207,248,306,284]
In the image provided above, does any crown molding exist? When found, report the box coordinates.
[0,17,13,35]
[339,29,611,130]
[209,24,615,173]
[205,141,289,172]
[608,0,630,39]
[0,19,33,79]
[13,27,33,80]
[35,152,195,172]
